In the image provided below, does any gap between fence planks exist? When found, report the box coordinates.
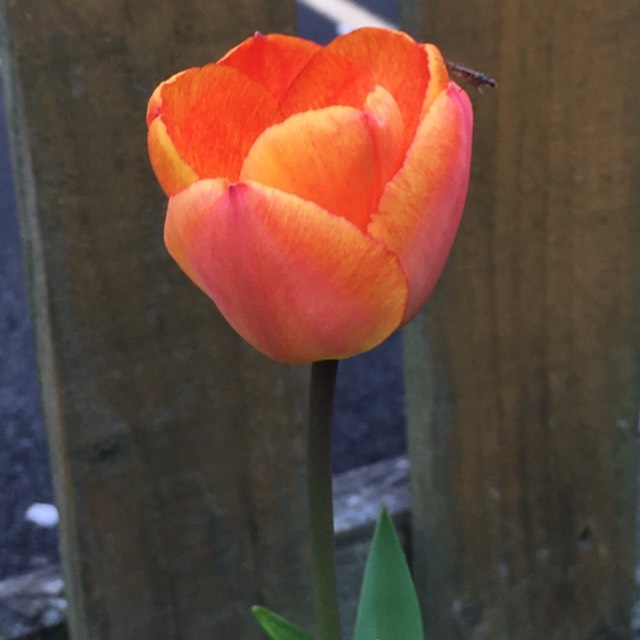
[0,2,315,639]
[404,1,640,639]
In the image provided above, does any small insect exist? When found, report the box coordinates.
[445,61,497,93]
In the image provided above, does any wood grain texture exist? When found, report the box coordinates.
[405,1,640,639]
[0,2,312,639]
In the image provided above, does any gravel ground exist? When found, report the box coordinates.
[0,80,59,579]
[0,5,405,581]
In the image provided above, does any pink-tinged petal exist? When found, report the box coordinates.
[241,86,404,231]
[218,33,321,101]
[280,28,430,150]
[164,179,409,364]
[149,65,282,189]
[368,84,473,321]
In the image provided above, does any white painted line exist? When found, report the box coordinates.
[299,0,396,31]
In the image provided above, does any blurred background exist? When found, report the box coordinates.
[0,0,404,581]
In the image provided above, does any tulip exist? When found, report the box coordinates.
[147,27,473,364]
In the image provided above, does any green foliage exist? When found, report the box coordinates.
[352,509,424,640]
[252,509,423,640]
[252,605,316,640]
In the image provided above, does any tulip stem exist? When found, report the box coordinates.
[307,359,342,640]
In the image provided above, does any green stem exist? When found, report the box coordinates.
[307,360,341,640]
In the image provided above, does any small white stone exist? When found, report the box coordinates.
[25,503,59,528]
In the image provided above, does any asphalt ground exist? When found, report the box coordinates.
[0,0,404,580]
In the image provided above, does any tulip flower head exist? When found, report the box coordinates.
[147,28,473,364]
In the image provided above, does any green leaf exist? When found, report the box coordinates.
[352,508,424,640]
[252,605,316,640]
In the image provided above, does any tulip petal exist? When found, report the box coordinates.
[164,179,409,363]
[240,86,404,231]
[369,84,473,321]
[280,28,431,150]
[146,69,187,127]
[363,85,406,190]
[421,44,450,115]
[218,33,321,102]
[148,65,282,191]
[147,118,199,196]
[241,105,376,231]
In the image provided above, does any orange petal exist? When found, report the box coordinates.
[363,85,406,192]
[421,44,450,115]
[280,28,430,150]
[368,84,473,321]
[164,179,409,364]
[218,33,321,101]
[146,69,190,127]
[150,65,282,187]
[147,118,199,196]
[241,86,404,231]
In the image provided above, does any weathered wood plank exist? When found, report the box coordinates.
[0,2,313,639]
[405,1,640,639]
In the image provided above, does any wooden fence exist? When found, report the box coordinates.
[1,0,638,639]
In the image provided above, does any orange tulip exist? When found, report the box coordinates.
[147,28,473,364]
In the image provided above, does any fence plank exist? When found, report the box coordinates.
[0,2,313,639]
[405,1,640,639]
